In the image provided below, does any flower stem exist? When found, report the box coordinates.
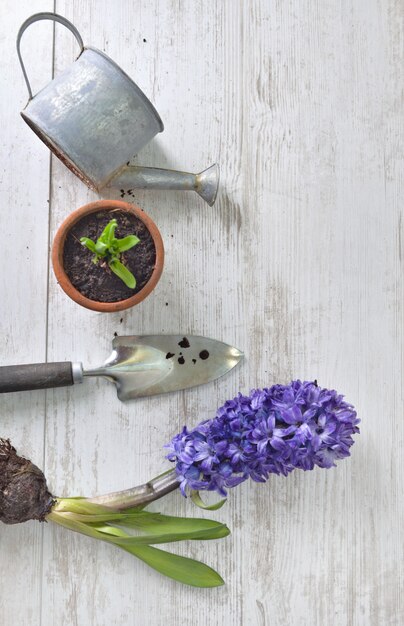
[86,469,180,511]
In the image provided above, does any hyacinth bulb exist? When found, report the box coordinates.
[0,439,53,524]
[166,380,360,496]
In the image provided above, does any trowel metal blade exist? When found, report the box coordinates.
[101,335,243,400]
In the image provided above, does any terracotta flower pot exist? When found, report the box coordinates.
[52,200,164,312]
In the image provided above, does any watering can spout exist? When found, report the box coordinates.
[195,164,220,206]
[106,163,220,206]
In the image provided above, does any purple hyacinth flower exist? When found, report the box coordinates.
[165,380,360,496]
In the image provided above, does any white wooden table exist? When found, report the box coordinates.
[1,1,403,624]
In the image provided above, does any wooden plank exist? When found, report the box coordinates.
[239,1,404,625]
[0,1,55,624]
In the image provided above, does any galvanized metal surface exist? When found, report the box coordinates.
[83,334,243,400]
[18,13,164,189]
[17,12,219,204]
[108,163,220,206]
[17,12,84,100]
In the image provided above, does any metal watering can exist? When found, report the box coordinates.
[17,13,219,206]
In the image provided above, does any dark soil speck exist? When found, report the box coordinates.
[178,337,190,349]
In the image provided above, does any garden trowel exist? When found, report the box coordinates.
[0,335,243,401]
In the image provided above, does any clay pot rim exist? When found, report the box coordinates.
[52,200,164,312]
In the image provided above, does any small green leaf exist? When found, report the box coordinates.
[116,235,140,252]
[122,544,225,587]
[80,237,97,253]
[109,241,119,255]
[99,219,117,244]
[191,490,227,511]
[95,241,108,256]
[109,258,136,289]
[107,222,117,246]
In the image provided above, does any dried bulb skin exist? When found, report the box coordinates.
[0,439,54,525]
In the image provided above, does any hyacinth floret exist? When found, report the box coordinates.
[165,380,360,496]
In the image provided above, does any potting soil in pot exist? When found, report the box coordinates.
[63,210,156,302]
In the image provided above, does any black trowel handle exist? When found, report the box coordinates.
[0,362,78,393]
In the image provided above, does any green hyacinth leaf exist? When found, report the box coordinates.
[108,241,119,254]
[91,524,129,538]
[116,235,140,252]
[80,237,97,253]
[51,503,230,544]
[50,511,229,540]
[107,221,117,246]
[48,510,226,587]
[191,490,227,511]
[117,512,229,534]
[53,498,145,519]
[47,512,104,538]
[95,523,230,545]
[52,497,143,517]
[94,240,108,256]
[109,258,136,289]
[99,218,117,244]
[55,512,139,523]
[121,544,225,587]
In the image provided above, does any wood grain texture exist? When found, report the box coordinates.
[0,0,403,624]
[0,0,55,623]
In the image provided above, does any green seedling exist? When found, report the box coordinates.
[80,218,140,289]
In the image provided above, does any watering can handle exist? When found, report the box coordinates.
[16,12,84,100]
